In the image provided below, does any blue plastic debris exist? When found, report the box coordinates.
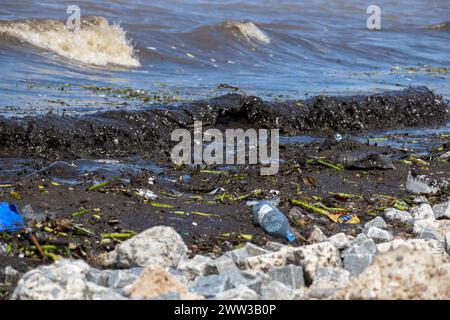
[0,202,25,232]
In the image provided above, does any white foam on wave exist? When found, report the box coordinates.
[0,16,140,67]
[225,21,271,44]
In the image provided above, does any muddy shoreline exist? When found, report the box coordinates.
[1,87,450,299]
[1,139,450,298]
[0,86,448,160]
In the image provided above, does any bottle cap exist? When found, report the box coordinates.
[286,231,296,242]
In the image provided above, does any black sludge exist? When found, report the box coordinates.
[0,86,448,159]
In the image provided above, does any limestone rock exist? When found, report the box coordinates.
[383,208,413,226]
[267,264,304,289]
[366,227,393,243]
[261,281,296,300]
[13,259,93,300]
[244,247,296,272]
[377,239,449,263]
[108,268,143,289]
[413,219,440,239]
[308,226,328,243]
[189,274,233,298]
[332,246,450,299]
[128,264,197,300]
[309,267,351,299]
[328,233,351,250]
[226,243,271,268]
[215,286,259,300]
[411,204,435,221]
[223,270,263,294]
[205,256,239,274]
[293,242,342,281]
[364,216,388,230]
[433,200,450,220]
[100,226,188,269]
[178,255,214,280]
[342,237,377,276]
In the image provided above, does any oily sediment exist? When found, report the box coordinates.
[0,86,448,159]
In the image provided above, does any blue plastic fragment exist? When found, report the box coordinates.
[339,215,352,222]
[0,202,25,232]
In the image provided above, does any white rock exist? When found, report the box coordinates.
[377,239,449,263]
[433,200,450,220]
[261,281,296,300]
[366,227,393,243]
[417,228,441,241]
[167,268,191,287]
[328,233,351,250]
[215,286,259,300]
[293,242,342,281]
[267,264,304,289]
[86,269,112,287]
[413,219,440,238]
[108,268,143,289]
[205,256,239,274]
[244,242,272,256]
[383,208,413,225]
[333,246,450,299]
[225,243,271,268]
[437,219,450,236]
[100,226,188,269]
[342,237,377,277]
[309,267,351,299]
[189,274,232,298]
[264,242,290,252]
[364,216,388,230]
[13,260,92,300]
[308,226,328,243]
[292,287,308,300]
[129,264,197,300]
[410,204,435,221]
[87,283,129,300]
[179,255,214,280]
[223,270,263,294]
[244,248,296,272]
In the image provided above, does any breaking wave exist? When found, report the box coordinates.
[0,16,140,67]
[223,21,271,44]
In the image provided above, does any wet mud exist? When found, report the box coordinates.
[0,86,448,160]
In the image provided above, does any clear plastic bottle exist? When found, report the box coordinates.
[252,201,296,242]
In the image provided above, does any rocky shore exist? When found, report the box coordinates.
[10,197,450,300]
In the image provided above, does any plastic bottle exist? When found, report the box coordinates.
[252,201,296,242]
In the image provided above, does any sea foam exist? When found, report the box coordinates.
[0,16,140,67]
